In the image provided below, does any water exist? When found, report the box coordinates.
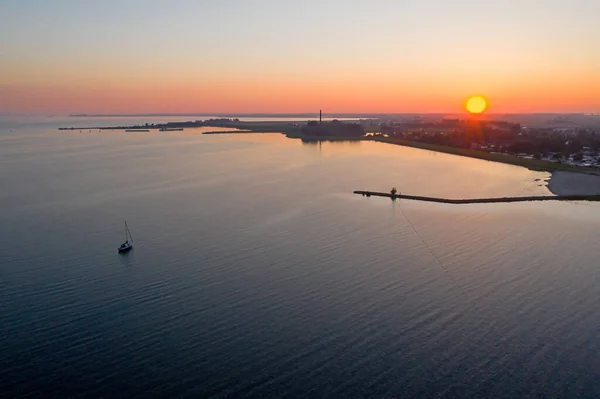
[1,117,600,398]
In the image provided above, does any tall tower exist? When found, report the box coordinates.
[320,110,322,123]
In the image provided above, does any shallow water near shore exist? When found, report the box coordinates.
[1,116,600,398]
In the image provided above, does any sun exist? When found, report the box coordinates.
[465,96,488,114]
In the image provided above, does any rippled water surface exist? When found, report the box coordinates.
[1,117,600,398]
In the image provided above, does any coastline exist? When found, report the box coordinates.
[56,121,600,196]
[288,134,600,197]
[368,137,600,196]
[371,137,597,174]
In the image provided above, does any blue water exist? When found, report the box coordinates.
[1,117,600,398]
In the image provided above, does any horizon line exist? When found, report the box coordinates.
[66,112,600,118]
[1,112,599,118]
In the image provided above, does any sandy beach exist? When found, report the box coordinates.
[547,171,600,196]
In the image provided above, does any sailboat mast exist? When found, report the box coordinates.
[125,221,133,243]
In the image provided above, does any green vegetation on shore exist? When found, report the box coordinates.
[286,129,596,174]
[372,137,597,174]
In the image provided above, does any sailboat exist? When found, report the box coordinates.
[118,221,133,253]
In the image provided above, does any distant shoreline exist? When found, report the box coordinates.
[68,113,370,119]
[369,137,599,174]
[57,120,600,196]
[59,120,599,176]
[288,133,600,195]
[366,137,600,195]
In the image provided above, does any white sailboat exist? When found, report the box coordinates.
[118,221,133,253]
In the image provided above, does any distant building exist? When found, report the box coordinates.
[302,119,364,137]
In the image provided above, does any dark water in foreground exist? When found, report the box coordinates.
[1,117,600,398]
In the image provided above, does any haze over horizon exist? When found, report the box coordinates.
[2,0,599,115]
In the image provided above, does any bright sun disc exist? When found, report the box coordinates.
[466,96,488,114]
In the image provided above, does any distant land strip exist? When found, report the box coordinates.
[354,190,600,204]
[369,136,599,175]
[58,120,294,132]
[59,120,599,175]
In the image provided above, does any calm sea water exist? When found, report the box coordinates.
[1,117,600,398]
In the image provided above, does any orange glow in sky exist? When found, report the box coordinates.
[2,67,599,115]
[1,1,599,115]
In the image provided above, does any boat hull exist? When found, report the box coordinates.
[118,244,133,253]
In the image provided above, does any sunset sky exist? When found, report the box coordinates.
[1,0,599,115]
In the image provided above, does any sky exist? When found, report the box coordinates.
[1,0,599,115]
